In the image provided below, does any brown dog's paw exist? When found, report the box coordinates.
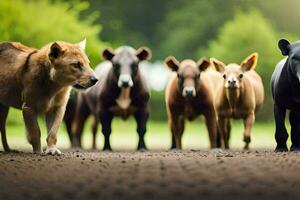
[44,147,62,156]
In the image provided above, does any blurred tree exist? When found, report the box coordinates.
[0,0,106,66]
[157,0,249,60]
[204,9,282,121]
[83,0,170,57]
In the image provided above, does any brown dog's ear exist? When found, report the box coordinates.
[136,47,152,61]
[210,58,225,72]
[77,38,86,51]
[102,48,115,60]
[197,57,210,71]
[240,53,258,71]
[49,42,64,62]
[165,56,180,72]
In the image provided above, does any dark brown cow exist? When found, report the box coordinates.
[72,46,151,150]
[165,56,218,149]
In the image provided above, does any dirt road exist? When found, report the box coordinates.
[0,150,299,200]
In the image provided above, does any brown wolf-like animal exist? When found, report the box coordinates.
[211,53,264,150]
[0,39,98,155]
[165,56,218,149]
[72,46,151,150]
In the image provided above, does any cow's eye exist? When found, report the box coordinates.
[292,57,299,63]
[223,74,226,79]
[177,74,184,85]
[131,62,138,70]
[72,62,82,70]
[239,74,243,79]
[194,73,200,81]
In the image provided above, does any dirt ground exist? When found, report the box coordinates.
[0,150,300,200]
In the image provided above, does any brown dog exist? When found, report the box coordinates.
[72,46,151,150]
[0,40,98,154]
[211,53,264,149]
[165,56,218,149]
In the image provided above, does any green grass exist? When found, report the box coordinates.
[1,108,284,151]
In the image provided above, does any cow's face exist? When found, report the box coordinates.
[211,53,258,90]
[165,56,210,97]
[102,46,151,88]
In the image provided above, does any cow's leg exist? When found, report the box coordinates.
[22,104,42,153]
[0,104,10,152]
[171,134,176,149]
[243,113,255,150]
[226,118,232,149]
[204,112,217,149]
[218,116,229,149]
[169,115,184,149]
[134,108,149,150]
[91,116,98,150]
[289,111,300,151]
[72,96,90,148]
[274,104,288,152]
[100,111,113,151]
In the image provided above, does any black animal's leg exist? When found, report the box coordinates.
[274,104,288,152]
[72,95,90,148]
[100,111,113,151]
[91,116,99,150]
[289,111,300,151]
[0,104,10,152]
[134,108,149,150]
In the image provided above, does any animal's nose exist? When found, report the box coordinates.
[183,86,196,97]
[90,76,98,84]
[228,79,236,86]
[121,80,129,88]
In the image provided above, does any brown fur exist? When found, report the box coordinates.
[0,40,97,154]
[165,56,218,149]
[211,53,264,149]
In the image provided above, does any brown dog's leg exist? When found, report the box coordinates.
[45,106,65,155]
[243,113,255,150]
[22,104,42,153]
[0,104,10,152]
[91,116,98,149]
[204,112,217,149]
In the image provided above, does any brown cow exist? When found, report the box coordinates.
[72,46,151,150]
[165,56,218,149]
[211,53,264,149]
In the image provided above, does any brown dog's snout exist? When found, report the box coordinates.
[90,76,98,85]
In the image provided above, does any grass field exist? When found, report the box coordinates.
[1,108,286,151]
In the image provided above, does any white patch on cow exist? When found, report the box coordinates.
[118,74,133,88]
[116,87,131,109]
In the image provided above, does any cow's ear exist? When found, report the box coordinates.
[102,48,115,60]
[241,53,258,71]
[278,38,291,56]
[197,57,210,71]
[136,47,152,61]
[165,56,179,72]
[210,58,225,73]
[49,42,64,61]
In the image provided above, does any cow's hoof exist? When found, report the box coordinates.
[275,146,288,152]
[44,147,62,155]
[290,145,300,152]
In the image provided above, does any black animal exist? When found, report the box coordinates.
[72,46,151,150]
[271,38,300,152]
